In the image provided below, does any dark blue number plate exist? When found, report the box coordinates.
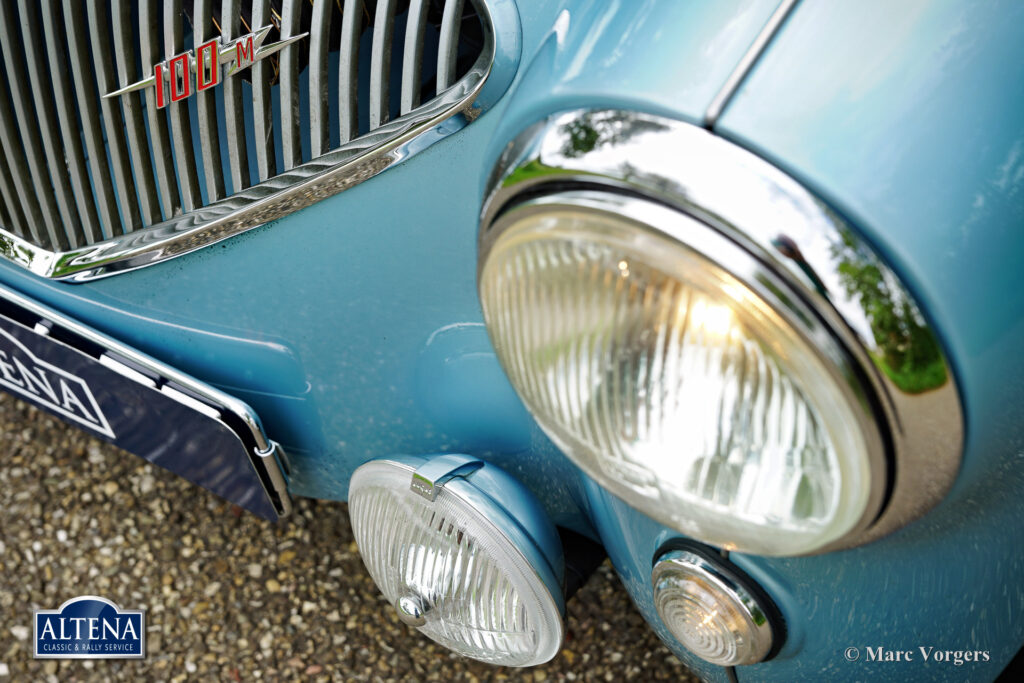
[0,285,290,520]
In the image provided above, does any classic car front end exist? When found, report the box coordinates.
[1,0,1022,680]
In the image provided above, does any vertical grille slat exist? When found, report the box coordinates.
[250,0,276,181]
[338,0,362,143]
[164,3,203,212]
[400,0,430,115]
[220,0,250,192]
[110,0,163,227]
[279,0,303,171]
[369,0,396,130]
[39,0,102,245]
[0,0,492,277]
[139,0,181,220]
[62,0,122,240]
[194,0,226,202]
[18,0,83,248]
[0,91,46,247]
[309,0,333,158]
[0,3,69,249]
[86,2,147,234]
[0,137,29,240]
[437,0,465,91]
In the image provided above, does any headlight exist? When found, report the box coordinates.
[348,455,565,666]
[479,191,886,556]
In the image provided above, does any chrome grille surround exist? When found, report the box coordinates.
[0,0,509,281]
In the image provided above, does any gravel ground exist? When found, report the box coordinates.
[0,393,697,682]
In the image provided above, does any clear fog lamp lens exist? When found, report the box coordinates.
[478,203,875,555]
[348,458,564,666]
[652,548,779,666]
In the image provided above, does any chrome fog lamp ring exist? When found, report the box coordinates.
[477,109,964,554]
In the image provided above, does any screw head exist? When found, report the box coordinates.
[395,595,428,627]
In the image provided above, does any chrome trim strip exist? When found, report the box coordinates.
[0,282,292,517]
[481,109,965,554]
[1,0,499,282]
[703,0,799,129]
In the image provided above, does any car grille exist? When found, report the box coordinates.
[0,0,492,279]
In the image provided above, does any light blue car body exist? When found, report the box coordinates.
[1,1,1021,680]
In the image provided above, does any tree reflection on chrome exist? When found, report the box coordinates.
[559,111,669,158]
[831,228,947,393]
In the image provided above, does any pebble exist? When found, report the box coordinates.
[0,393,694,681]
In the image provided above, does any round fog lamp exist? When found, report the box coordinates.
[478,194,885,555]
[348,455,565,666]
[652,547,781,666]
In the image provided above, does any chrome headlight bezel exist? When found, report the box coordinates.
[478,109,964,555]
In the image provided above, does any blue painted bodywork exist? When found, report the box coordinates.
[1,0,1021,680]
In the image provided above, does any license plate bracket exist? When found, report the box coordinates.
[0,284,291,520]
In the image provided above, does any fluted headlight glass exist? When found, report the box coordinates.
[348,460,564,666]
[479,199,878,555]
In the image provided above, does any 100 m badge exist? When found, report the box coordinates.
[104,25,307,108]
